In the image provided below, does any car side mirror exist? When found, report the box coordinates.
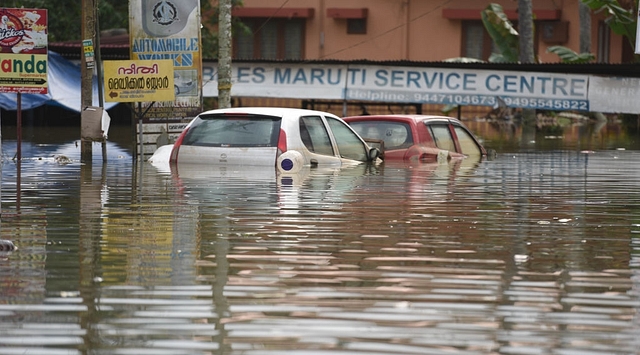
[486,149,497,161]
[364,138,385,161]
[368,147,381,161]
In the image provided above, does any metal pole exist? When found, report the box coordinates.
[0,108,2,217]
[218,0,232,108]
[94,2,107,162]
[138,103,144,158]
[95,9,103,107]
[16,93,21,162]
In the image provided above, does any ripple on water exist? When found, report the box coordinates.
[1,149,640,354]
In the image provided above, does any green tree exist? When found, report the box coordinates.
[581,0,636,49]
[5,0,247,58]
[579,1,592,53]
[481,3,520,63]
[4,0,128,42]
[547,46,595,63]
[517,0,535,63]
[482,1,637,63]
[200,0,247,59]
[549,0,636,62]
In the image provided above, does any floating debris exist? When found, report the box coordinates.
[0,240,17,252]
[54,155,73,164]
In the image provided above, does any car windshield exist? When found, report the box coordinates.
[349,121,413,150]
[181,114,281,147]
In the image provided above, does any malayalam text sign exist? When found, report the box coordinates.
[103,60,175,102]
[0,8,48,94]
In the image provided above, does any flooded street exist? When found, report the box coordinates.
[1,123,640,354]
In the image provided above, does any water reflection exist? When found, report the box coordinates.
[0,127,640,354]
[465,116,640,152]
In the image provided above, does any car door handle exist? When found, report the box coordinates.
[310,159,318,167]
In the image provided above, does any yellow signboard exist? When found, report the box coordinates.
[103,60,175,102]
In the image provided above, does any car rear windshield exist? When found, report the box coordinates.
[181,114,282,147]
[349,121,414,150]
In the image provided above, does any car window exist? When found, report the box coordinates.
[325,117,369,161]
[428,124,456,152]
[349,121,413,150]
[299,116,334,156]
[182,114,281,147]
[454,126,482,156]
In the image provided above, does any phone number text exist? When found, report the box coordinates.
[345,89,589,111]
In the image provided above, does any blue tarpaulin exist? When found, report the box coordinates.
[0,51,118,112]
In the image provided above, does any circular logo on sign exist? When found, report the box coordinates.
[152,1,178,26]
[0,12,25,48]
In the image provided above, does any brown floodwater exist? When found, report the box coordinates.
[0,121,639,355]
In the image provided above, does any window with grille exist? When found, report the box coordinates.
[597,21,610,62]
[235,18,304,60]
[462,21,494,61]
[347,18,367,34]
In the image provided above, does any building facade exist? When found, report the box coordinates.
[231,0,633,63]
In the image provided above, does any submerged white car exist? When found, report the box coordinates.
[163,107,380,173]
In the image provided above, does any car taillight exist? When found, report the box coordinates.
[419,152,438,163]
[277,128,287,155]
[275,128,304,173]
[419,150,451,163]
[170,127,189,163]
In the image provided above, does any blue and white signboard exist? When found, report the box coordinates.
[343,65,589,111]
[203,63,345,99]
[202,62,640,114]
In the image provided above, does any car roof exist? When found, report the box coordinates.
[343,114,457,124]
[198,107,341,119]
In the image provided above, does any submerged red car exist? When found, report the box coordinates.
[343,115,488,163]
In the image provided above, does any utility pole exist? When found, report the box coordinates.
[218,0,232,109]
[81,0,96,162]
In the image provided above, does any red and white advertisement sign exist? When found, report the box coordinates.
[0,8,48,94]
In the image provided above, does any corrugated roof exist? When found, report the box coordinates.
[49,36,640,77]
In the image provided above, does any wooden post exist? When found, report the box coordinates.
[81,0,95,163]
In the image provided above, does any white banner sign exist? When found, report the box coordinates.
[588,76,640,114]
[202,62,640,114]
